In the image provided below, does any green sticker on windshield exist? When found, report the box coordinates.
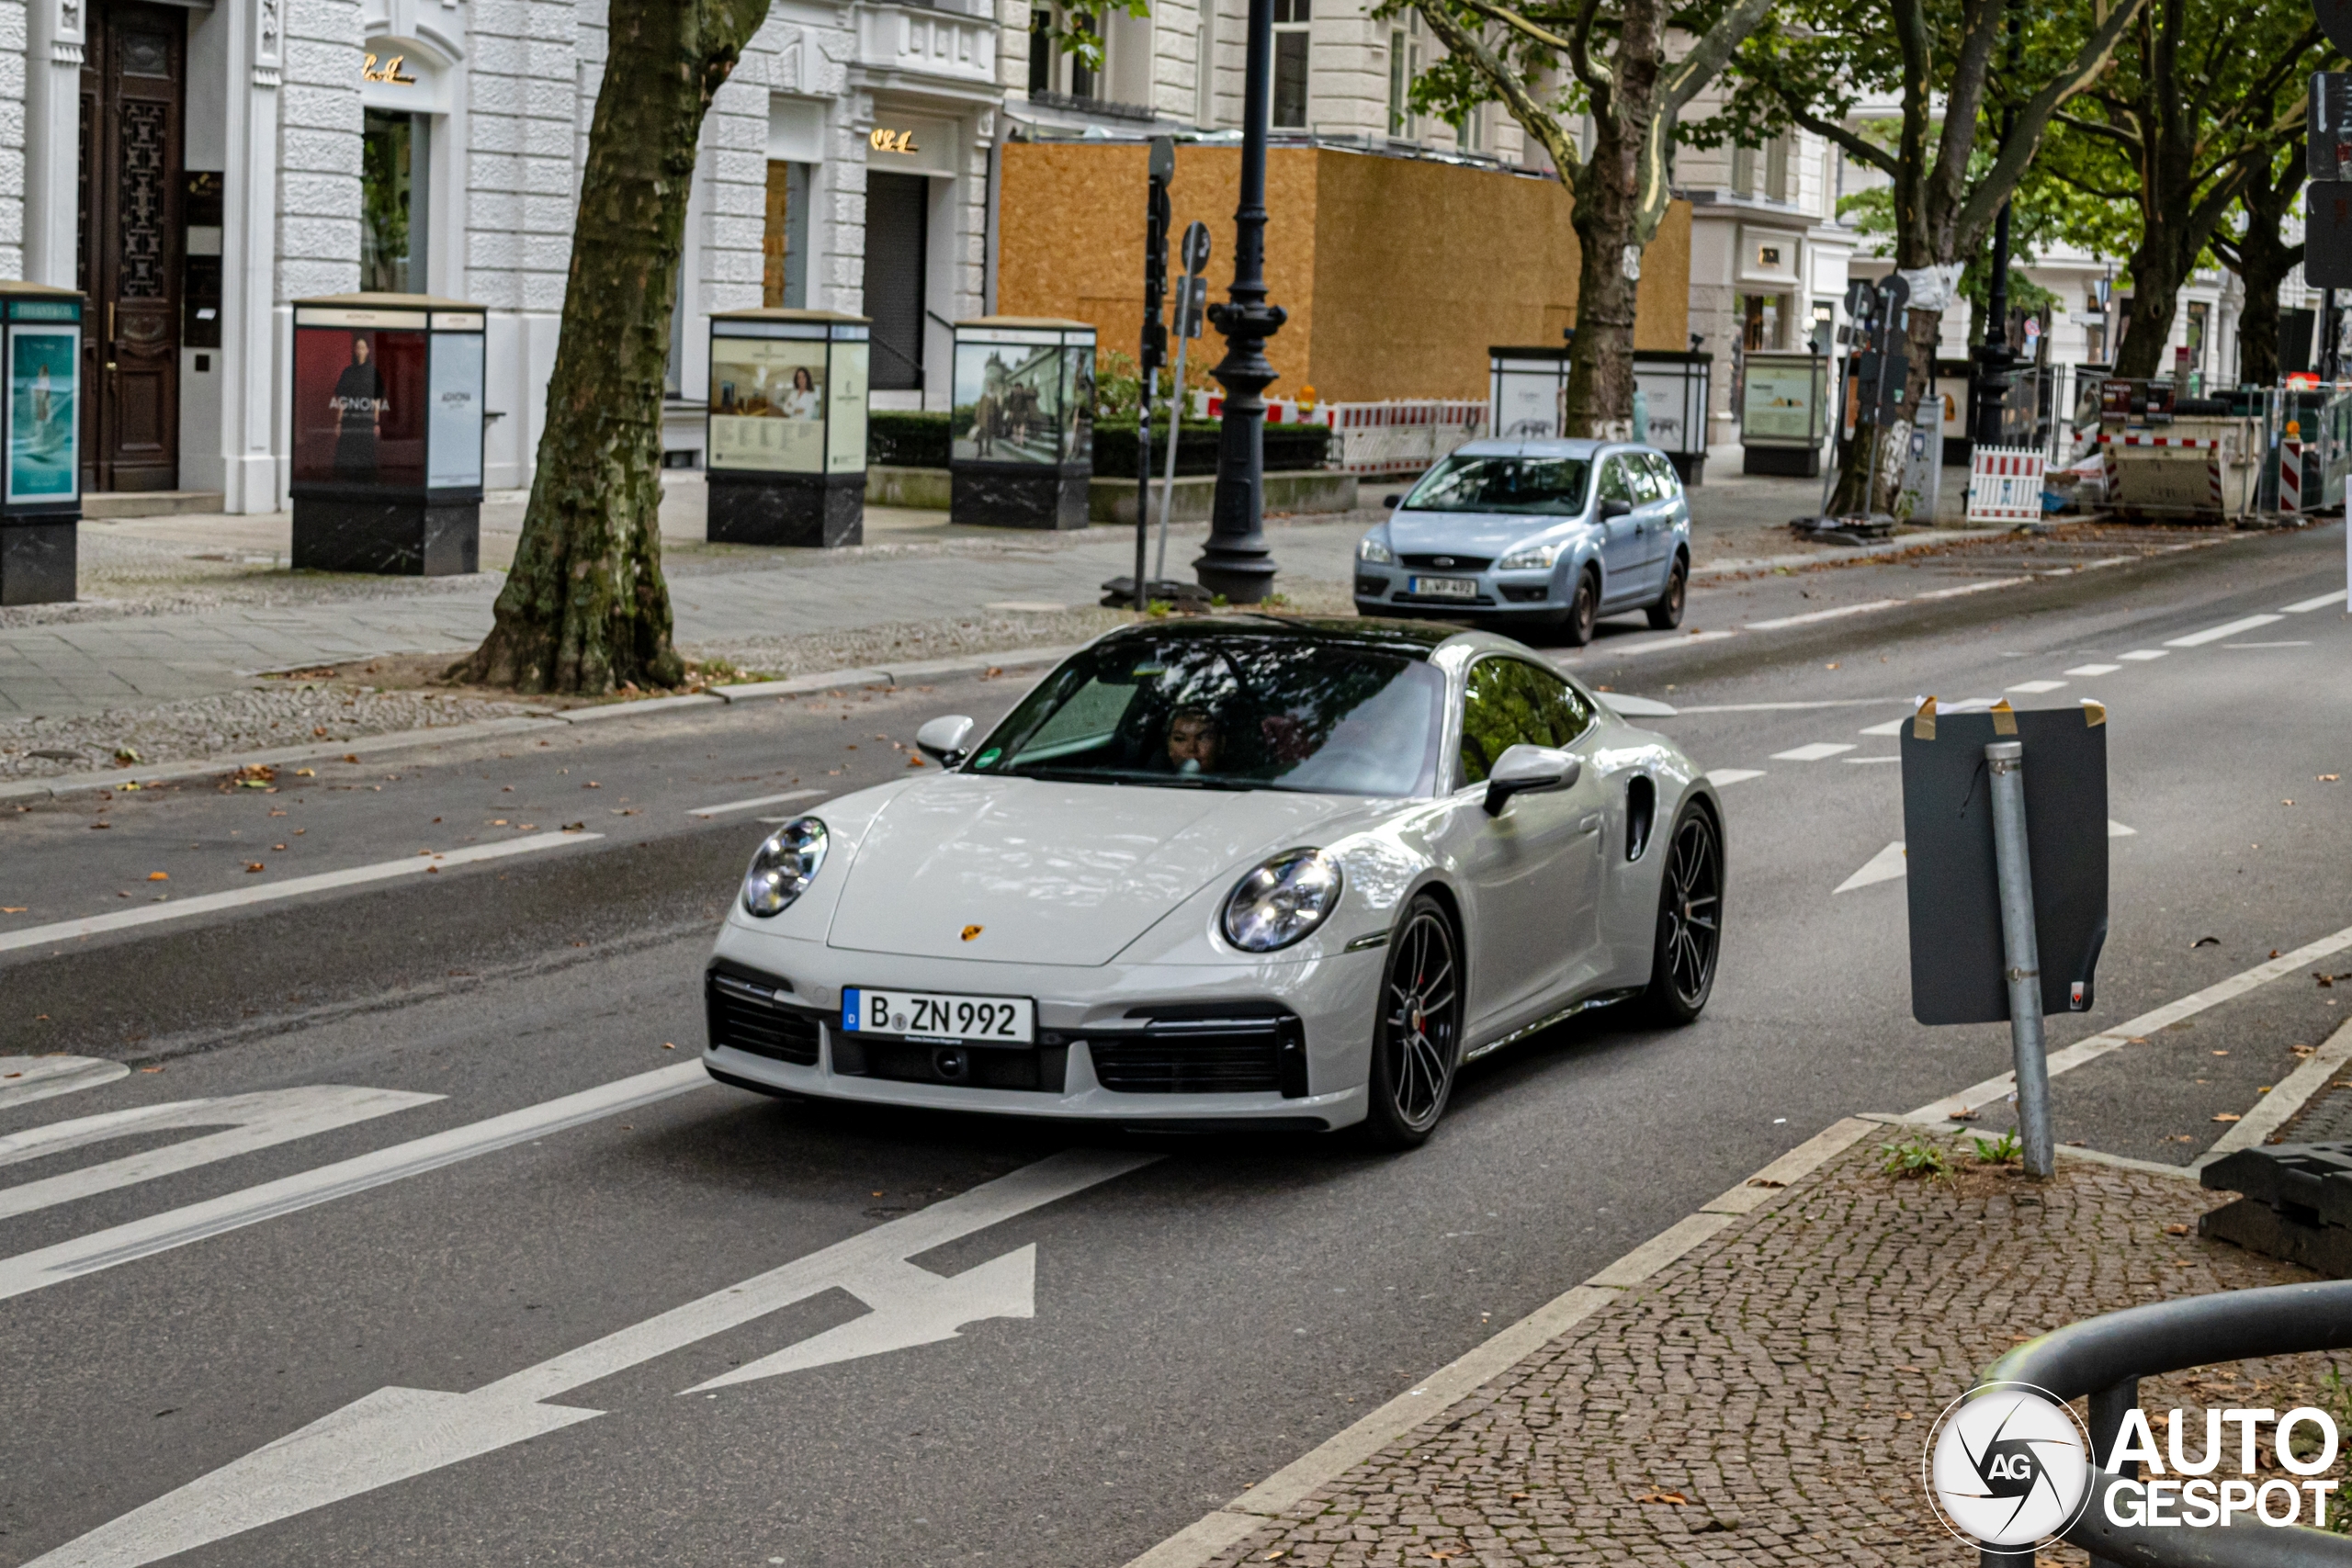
[975,747,1001,767]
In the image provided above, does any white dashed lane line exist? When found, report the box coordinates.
[2006,680,2067,694]
[2120,649,2169,661]
[2064,663,2121,676]
[2283,589,2347,613]
[2165,614,2284,648]
[1703,769,1766,788]
[1770,743,1857,761]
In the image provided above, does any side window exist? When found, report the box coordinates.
[1645,452,1681,500]
[1629,457,1666,503]
[1598,457,1635,505]
[1458,659,1595,784]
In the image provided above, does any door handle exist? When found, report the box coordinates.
[1576,812,1602,834]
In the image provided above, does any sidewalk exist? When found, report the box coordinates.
[1151,1125,2340,1568]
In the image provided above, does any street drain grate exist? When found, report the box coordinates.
[2273,1080,2352,1145]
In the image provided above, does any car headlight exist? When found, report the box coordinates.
[1358,536,1396,565]
[742,818,827,917]
[1221,849,1343,953]
[1497,540,1562,570]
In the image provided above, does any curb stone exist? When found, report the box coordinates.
[0,645,1086,805]
[1116,1115,1881,1568]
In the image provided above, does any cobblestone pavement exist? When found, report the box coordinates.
[1194,1135,2342,1568]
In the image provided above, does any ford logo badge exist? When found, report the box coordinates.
[1432,556,1453,567]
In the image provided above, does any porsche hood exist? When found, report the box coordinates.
[823,774,1365,964]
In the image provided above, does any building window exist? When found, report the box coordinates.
[1387,28,1408,136]
[1070,12,1097,100]
[1272,0,1308,129]
[763,161,809,310]
[361,108,427,293]
[1741,293,1781,351]
[2186,299,2209,373]
[1765,136,1790,201]
[1029,7,1053,95]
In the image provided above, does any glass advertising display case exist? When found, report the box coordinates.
[1738,351,1831,477]
[289,294,487,574]
[949,318,1096,530]
[706,309,870,547]
[0,282,84,605]
[1486,345,1713,484]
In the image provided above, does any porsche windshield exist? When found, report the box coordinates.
[1401,453,1590,515]
[968,636,1448,796]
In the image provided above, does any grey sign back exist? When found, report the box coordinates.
[1901,703,2109,1024]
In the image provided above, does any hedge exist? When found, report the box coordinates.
[865,410,1331,475]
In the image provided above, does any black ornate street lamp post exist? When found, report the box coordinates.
[1196,0,1284,603]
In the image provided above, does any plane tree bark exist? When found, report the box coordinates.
[455,0,772,694]
[1395,0,1776,438]
[1722,0,2145,515]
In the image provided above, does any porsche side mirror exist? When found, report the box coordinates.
[1597,498,1633,521]
[915,715,975,765]
[1482,745,1581,816]
[1384,493,1404,508]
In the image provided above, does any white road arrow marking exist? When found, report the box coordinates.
[23,1149,1154,1568]
[1835,841,1906,894]
[2109,818,2137,837]
[0,1055,128,1109]
[0,1064,704,1303]
[684,1245,1038,1391]
[0,1087,440,1222]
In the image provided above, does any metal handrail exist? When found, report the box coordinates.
[1975,1281,2352,1566]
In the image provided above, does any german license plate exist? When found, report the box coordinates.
[1410,575,1479,599]
[842,987,1035,1044]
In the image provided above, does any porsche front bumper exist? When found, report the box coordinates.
[702,922,1382,1130]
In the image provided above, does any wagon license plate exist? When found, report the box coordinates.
[842,987,1035,1044]
[1410,575,1479,599]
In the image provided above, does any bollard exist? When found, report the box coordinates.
[1985,739,2054,1178]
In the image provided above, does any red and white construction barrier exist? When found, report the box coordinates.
[2280,440,2304,513]
[1966,446,2048,523]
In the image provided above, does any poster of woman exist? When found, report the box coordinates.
[331,336,386,480]
[7,327,78,502]
[707,337,828,472]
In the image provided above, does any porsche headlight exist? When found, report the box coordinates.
[1221,849,1343,953]
[1497,539,1563,570]
[1358,536,1396,565]
[741,818,827,917]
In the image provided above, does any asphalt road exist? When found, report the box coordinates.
[2,521,2347,1568]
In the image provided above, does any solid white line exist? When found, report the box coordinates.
[0,832,604,956]
[1555,629,1738,661]
[0,1087,441,1222]
[1115,1118,1880,1568]
[2165,613,2284,648]
[2194,1020,2352,1168]
[2064,664,2122,676]
[2282,589,2348,613]
[0,1056,129,1109]
[33,1148,1158,1568]
[1900,921,2352,1122]
[1703,768,1766,787]
[1743,599,1906,630]
[1858,716,1907,736]
[2224,641,2312,649]
[1912,579,2021,601]
[1770,742,1857,761]
[0,1063,706,1302]
[686,789,821,819]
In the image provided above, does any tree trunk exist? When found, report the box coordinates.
[2224,156,2303,387]
[1562,169,1643,439]
[2113,240,2183,379]
[455,0,771,694]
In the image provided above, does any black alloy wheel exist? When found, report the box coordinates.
[1559,570,1600,647]
[1363,895,1463,1149]
[1645,805,1723,1023]
[1646,555,1688,630]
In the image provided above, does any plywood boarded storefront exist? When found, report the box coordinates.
[996,141,1690,404]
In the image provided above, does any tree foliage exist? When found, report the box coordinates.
[1384,0,1777,436]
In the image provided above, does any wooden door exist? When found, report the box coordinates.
[78,0,184,492]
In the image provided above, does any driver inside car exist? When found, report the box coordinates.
[1164,705,1225,774]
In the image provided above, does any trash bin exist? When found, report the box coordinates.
[289,293,486,575]
[0,281,85,605]
[707,308,871,547]
[949,318,1096,529]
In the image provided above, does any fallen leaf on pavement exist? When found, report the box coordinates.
[1746,1177,1786,1189]
[1635,1491,1690,1506]
[147,872,167,882]
[583,781,600,789]
[89,820,109,829]
[272,844,286,852]
[2212,1050,2230,1056]
[662,1043,676,1050]
[139,1066,164,1074]
[244,863,265,873]
[2165,1224,2189,1235]
[907,755,925,767]
[1948,1107,1980,1121]
[518,823,537,830]
[2192,936,2220,948]
[561,822,584,831]
[2213,1113,2242,1122]
[1,908,24,914]
[2323,774,2341,782]
[342,753,359,763]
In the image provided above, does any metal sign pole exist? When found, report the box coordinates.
[1134,138,1174,610]
[1985,739,2055,1178]
[1157,224,1213,585]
